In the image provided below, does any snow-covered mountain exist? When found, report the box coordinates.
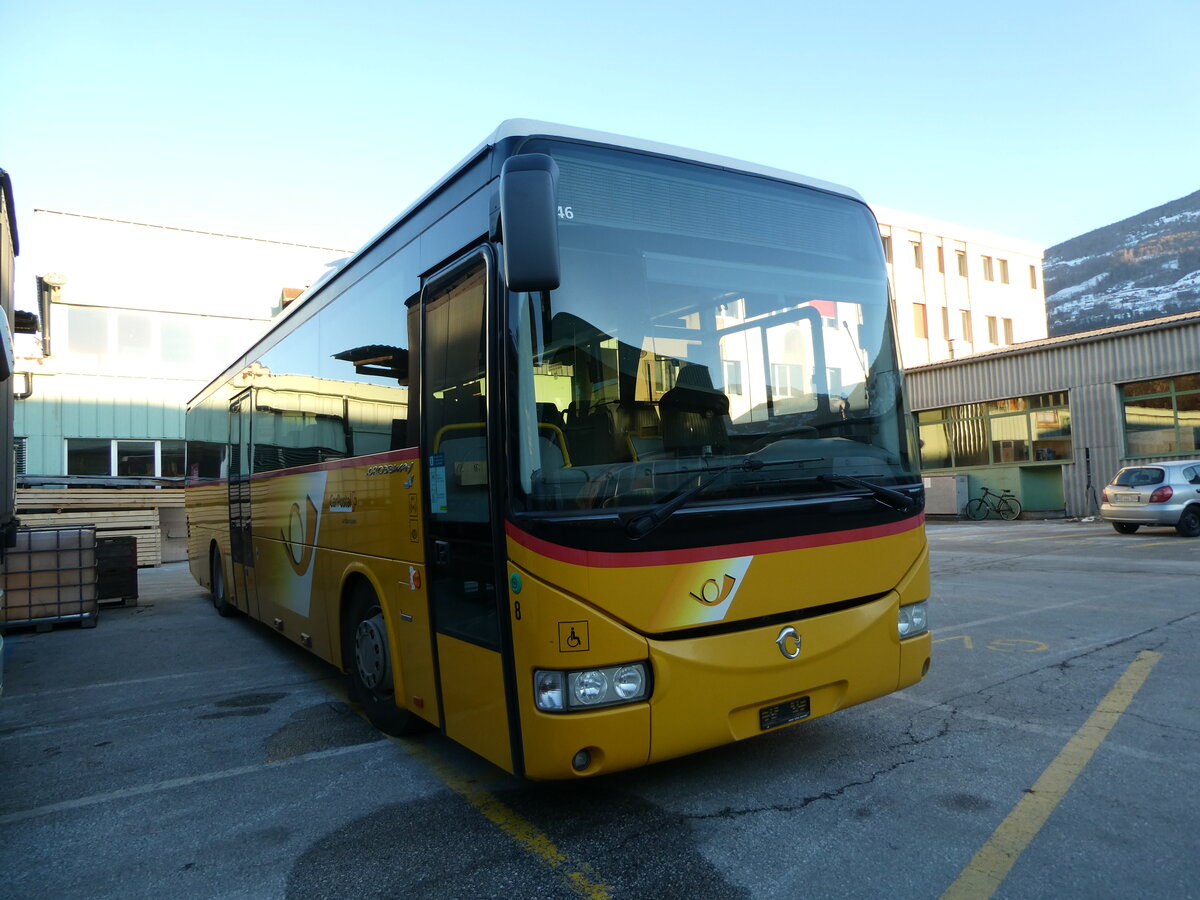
[1043,189,1200,337]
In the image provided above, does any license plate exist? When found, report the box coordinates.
[1116,493,1140,503]
[760,696,811,731]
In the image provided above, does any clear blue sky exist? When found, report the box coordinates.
[4,0,1198,256]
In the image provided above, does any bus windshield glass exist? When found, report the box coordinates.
[510,141,917,515]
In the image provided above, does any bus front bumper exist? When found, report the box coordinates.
[518,591,930,779]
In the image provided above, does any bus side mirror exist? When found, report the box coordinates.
[499,154,561,293]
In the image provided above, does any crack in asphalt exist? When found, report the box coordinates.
[685,754,923,821]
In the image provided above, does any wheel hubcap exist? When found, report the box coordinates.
[355,613,391,692]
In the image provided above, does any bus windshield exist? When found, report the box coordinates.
[511,141,917,515]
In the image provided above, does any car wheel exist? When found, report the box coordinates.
[1176,507,1200,538]
[1111,522,1139,535]
[343,580,426,736]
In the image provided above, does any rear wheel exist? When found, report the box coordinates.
[1176,507,1200,538]
[343,580,425,736]
[211,548,236,617]
[964,498,988,520]
[1112,522,1140,535]
[997,496,1022,520]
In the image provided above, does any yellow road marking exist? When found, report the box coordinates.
[941,649,1161,900]
[1131,541,1179,548]
[933,635,974,648]
[404,743,613,900]
[320,673,612,897]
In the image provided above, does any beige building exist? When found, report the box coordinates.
[11,212,350,562]
[14,211,350,479]
[873,207,1046,368]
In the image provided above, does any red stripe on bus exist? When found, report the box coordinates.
[505,514,925,568]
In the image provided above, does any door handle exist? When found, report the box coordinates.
[434,540,450,566]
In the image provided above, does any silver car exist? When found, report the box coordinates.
[1100,459,1200,537]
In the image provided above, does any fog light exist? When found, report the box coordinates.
[899,601,929,638]
[572,749,591,771]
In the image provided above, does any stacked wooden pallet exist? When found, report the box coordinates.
[16,488,184,567]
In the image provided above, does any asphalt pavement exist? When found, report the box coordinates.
[2,517,1197,899]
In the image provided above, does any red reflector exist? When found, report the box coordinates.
[1149,486,1174,503]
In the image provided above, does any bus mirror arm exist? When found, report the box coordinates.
[499,154,562,293]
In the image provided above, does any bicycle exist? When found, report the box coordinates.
[964,486,1022,520]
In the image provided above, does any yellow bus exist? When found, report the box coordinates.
[185,121,931,779]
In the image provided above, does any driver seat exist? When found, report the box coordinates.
[659,364,730,454]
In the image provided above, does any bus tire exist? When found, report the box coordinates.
[343,580,424,736]
[211,547,236,617]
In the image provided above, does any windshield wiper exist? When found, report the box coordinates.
[623,456,819,540]
[821,473,916,513]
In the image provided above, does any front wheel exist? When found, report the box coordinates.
[211,548,236,617]
[1176,507,1200,538]
[964,498,988,520]
[997,496,1022,520]
[343,581,425,736]
[1112,522,1140,535]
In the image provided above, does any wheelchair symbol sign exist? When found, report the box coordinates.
[558,621,589,652]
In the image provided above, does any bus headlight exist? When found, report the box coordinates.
[535,662,650,712]
[898,601,929,638]
[535,670,564,710]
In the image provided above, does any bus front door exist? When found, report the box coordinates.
[421,250,518,774]
[228,391,260,619]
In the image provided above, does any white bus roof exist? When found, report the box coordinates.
[485,119,864,202]
[349,120,866,270]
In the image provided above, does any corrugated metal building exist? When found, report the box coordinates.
[906,311,1200,518]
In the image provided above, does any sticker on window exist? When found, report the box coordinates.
[429,453,448,514]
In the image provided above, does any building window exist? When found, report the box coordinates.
[941,307,951,339]
[1029,265,1038,289]
[960,310,973,343]
[1003,318,1014,344]
[1120,374,1200,457]
[912,241,923,269]
[957,251,968,277]
[987,316,999,344]
[65,438,186,478]
[724,360,743,396]
[999,259,1010,284]
[881,235,892,264]
[59,303,270,381]
[913,303,928,339]
[982,256,994,281]
[937,246,945,274]
[915,391,1072,471]
[66,438,111,476]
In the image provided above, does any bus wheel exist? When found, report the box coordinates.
[344,581,424,736]
[211,548,235,617]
